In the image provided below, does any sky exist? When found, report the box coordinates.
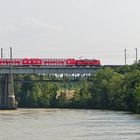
[0,0,140,65]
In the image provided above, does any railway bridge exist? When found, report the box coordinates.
[0,66,102,109]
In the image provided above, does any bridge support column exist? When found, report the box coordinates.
[0,74,17,109]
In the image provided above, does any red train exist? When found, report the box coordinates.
[0,58,101,67]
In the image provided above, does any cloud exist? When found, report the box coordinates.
[23,18,62,33]
[0,17,62,34]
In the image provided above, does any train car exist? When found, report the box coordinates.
[0,58,43,66]
[43,58,76,66]
[22,58,43,66]
[76,59,101,66]
[65,59,76,66]
[0,58,21,65]
[44,59,65,66]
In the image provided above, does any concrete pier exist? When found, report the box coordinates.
[0,74,17,109]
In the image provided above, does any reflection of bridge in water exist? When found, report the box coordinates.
[0,65,121,109]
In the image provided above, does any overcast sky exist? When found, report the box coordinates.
[0,0,140,65]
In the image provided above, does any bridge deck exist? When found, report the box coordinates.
[0,66,101,74]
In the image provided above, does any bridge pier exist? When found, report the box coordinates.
[0,74,17,109]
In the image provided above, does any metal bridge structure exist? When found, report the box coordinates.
[0,66,102,109]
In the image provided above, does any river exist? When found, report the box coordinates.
[0,109,140,140]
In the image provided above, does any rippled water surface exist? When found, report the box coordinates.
[0,109,140,140]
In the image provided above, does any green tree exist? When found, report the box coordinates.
[123,70,140,111]
[133,85,140,113]
[89,68,114,109]
[107,73,125,110]
[70,79,91,108]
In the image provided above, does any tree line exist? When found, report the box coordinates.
[15,64,140,113]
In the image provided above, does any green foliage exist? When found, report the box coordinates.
[88,65,140,112]
[89,68,113,109]
[71,79,91,108]
[16,75,58,108]
[15,64,140,113]
[107,73,125,110]
[56,92,71,108]
[123,70,140,112]
[134,85,140,113]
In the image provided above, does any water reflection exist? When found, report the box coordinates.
[0,109,140,140]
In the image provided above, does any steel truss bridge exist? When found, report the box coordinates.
[0,66,101,82]
[0,65,121,109]
[0,66,101,74]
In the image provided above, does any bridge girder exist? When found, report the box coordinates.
[0,66,100,74]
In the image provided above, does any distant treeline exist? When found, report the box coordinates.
[15,63,140,113]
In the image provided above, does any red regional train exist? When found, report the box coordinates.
[0,58,101,67]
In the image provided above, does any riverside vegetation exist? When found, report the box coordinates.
[15,63,140,113]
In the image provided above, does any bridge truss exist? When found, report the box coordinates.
[0,66,101,109]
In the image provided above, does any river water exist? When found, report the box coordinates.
[0,109,140,140]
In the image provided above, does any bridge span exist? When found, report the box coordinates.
[0,65,121,109]
[0,66,101,74]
